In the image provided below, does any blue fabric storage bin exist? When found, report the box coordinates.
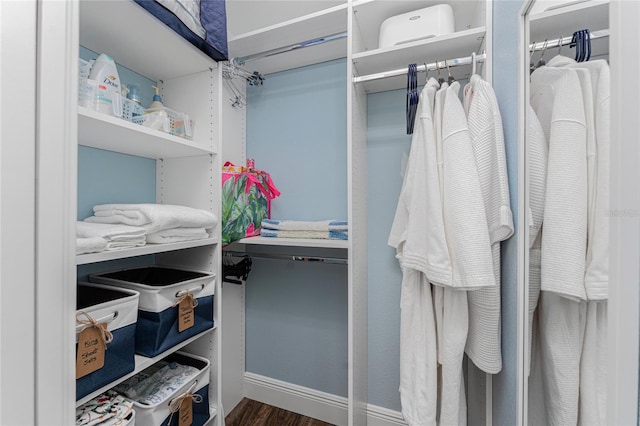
[89,266,215,357]
[76,283,139,401]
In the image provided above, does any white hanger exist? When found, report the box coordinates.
[471,51,477,76]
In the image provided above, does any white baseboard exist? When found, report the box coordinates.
[242,372,407,426]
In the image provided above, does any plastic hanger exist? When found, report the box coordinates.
[584,29,592,61]
[471,52,477,76]
[406,63,419,134]
[536,39,549,68]
[436,61,446,85]
[446,60,455,84]
[570,31,580,62]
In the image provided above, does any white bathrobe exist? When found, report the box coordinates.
[548,55,610,426]
[530,65,587,426]
[435,81,495,426]
[526,105,547,376]
[462,74,514,374]
[388,79,442,426]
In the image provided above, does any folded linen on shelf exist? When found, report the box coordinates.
[76,389,133,426]
[260,228,348,240]
[146,227,210,244]
[84,203,218,235]
[76,237,108,255]
[77,221,147,250]
[115,361,200,406]
[77,221,146,241]
[261,219,348,232]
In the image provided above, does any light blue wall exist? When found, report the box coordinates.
[492,0,524,424]
[366,89,409,411]
[245,59,348,221]
[244,59,349,396]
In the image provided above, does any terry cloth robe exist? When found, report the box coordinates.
[548,55,610,426]
[437,81,495,426]
[388,79,441,426]
[462,73,514,374]
[526,105,547,376]
[530,65,587,426]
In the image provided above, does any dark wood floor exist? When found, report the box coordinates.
[225,398,335,426]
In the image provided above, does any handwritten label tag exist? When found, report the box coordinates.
[179,398,193,426]
[178,294,195,332]
[76,324,106,379]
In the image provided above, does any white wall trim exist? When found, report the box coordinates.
[243,372,408,426]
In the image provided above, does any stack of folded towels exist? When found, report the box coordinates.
[260,219,348,240]
[77,203,218,255]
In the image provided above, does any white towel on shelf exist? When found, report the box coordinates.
[261,219,348,232]
[76,237,108,255]
[260,229,348,240]
[85,203,218,235]
[77,221,146,241]
[146,227,210,244]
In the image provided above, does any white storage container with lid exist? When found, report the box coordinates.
[378,4,455,49]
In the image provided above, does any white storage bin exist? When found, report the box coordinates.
[76,283,140,401]
[116,351,211,426]
[89,266,215,357]
[378,4,455,48]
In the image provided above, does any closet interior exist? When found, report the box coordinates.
[21,0,632,424]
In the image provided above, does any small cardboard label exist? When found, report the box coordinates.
[76,324,107,379]
[179,398,193,426]
[178,295,195,332]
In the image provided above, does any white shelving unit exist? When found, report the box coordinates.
[31,0,224,423]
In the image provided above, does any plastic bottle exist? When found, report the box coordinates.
[142,86,169,132]
[88,53,122,117]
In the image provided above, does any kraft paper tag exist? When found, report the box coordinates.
[178,295,195,332]
[179,399,193,426]
[76,324,107,379]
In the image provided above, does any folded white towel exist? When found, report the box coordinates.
[76,237,108,255]
[77,221,146,241]
[260,229,348,240]
[146,227,210,244]
[106,238,146,250]
[85,203,218,234]
[261,219,348,232]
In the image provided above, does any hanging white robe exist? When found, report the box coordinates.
[462,74,514,374]
[388,79,442,426]
[530,65,587,426]
[547,54,610,426]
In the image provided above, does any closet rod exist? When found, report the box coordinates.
[232,32,348,65]
[530,29,609,52]
[224,250,348,265]
[353,52,487,84]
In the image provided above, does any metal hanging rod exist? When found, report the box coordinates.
[529,29,609,52]
[232,32,348,66]
[353,52,487,84]
[224,250,348,265]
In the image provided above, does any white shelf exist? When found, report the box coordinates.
[236,236,348,249]
[77,238,218,265]
[75,327,216,407]
[227,4,348,75]
[530,0,609,60]
[78,107,215,159]
[353,27,486,93]
[352,0,486,53]
[79,1,216,81]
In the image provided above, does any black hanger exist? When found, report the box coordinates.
[406,64,419,135]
